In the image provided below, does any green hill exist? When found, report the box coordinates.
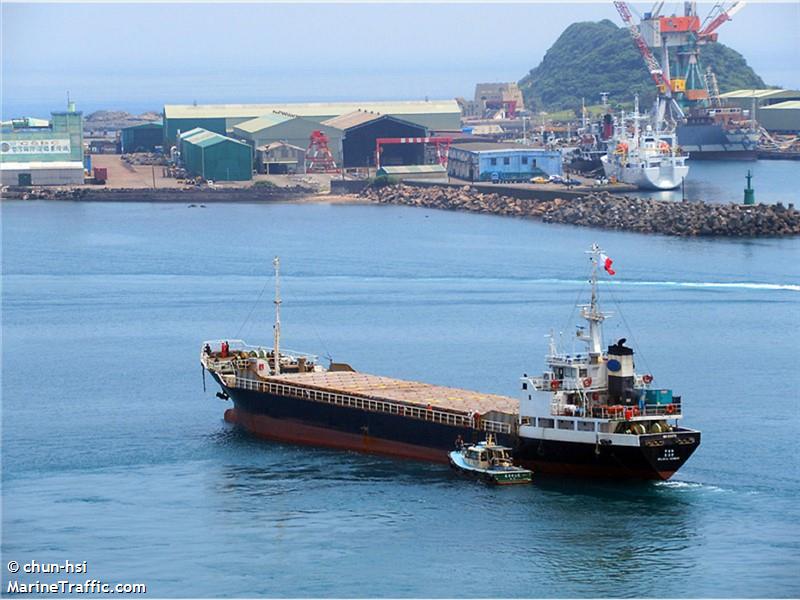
[519,19,766,113]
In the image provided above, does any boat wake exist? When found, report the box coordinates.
[654,480,726,493]
[603,280,800,292]
[298,274,800,293]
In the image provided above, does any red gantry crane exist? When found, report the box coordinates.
[305,130,339,173]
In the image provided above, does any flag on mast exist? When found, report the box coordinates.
[600,253,616,276]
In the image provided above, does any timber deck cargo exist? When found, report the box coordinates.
[205,346,518,462]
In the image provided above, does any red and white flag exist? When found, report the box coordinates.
[600,253,616,276]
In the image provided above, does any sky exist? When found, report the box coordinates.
[2,1,798,117]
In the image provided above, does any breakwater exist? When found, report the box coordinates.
[363,184,800,237]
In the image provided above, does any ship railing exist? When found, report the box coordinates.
[552,401,683,419]
[201,340,318,362]
[233,376,514,435]
[532,377,596,392]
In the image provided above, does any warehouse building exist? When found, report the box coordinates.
[120,121,164,153]
[180,128,252,181]
[757,101,800,133]
[447,142,561,183]
[1,103,85,186]
[255,141,307,174]
[232,113,343,163]
[323,111,428,168]
[162,99,460,146]
[718,89,800,123]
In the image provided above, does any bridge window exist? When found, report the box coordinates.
[557,419,575,430]
[577,420,595,432]
[538,418,554,428]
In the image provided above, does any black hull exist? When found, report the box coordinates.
[217,379,699,480]
[686,150,757,161]
[222,382,512,463]
[568,157,603,173]
[515,431,700,480]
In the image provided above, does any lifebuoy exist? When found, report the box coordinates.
[583,377,592,388]
[550,379,560,391]
[666,403,676,415]
[642,374,653,384]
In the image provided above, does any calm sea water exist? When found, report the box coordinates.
[637,159,799,205]
[2,199,799,597]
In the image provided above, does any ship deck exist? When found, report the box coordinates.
[263,371,519,419]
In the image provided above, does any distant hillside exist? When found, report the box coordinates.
[519,19,767,113]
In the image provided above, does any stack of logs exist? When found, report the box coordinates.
[362,185,800,237]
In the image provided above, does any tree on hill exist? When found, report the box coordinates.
[518,19,767,114]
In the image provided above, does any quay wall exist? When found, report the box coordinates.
[1,186,315,203]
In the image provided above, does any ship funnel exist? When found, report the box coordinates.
[607,339,636,405]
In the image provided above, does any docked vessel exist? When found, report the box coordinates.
[601,98,689,190]
[449,436,532,485]
[202,251,700,480]
[676,107,759,160]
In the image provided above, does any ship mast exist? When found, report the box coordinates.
[579,244,608,355]
[273,256,281,375]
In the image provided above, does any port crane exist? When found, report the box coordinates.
[613,1,746,124]
[613,1,685,124]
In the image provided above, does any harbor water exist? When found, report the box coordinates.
[637,159,798,205]
[2,199,799,597]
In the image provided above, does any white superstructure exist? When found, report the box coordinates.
[518,245,689,449]
[601,97,690,190]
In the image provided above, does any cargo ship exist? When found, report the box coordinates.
[202,251,700,480]
[676,107,759,160]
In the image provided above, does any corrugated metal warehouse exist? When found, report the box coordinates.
[180,129,252,181]
[757,101,800,133]
[1,103,85,186]
[718,89,800,122]
[233,113,344,163]
[448,142,562,183]
[376,164,448,182]
[255,141,307,174]
[323,111,428,168]
[162,99,461,146]
[120,121,164,153]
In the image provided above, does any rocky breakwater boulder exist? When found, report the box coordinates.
[361,184,800,237]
